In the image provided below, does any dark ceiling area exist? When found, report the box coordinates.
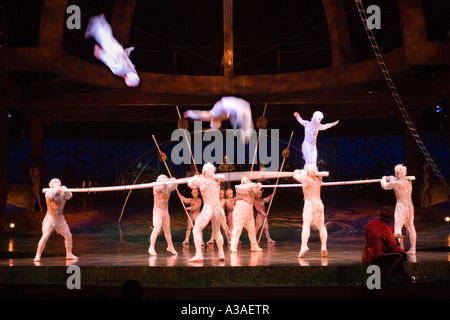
[0,0,449,136]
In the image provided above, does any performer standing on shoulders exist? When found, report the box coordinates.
[230,177,263,253]
[34,178,77,262]
[148,175,178,256]
[293,111,338,169]
[380,164,417,255]
[293,165,328,258]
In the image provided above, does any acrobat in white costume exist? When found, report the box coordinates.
[207,189,230,244]
[148,175,178,256]
[294,111,339,169]
[184,96,254,144]
[180,188,202,245]
[187,163,229,262]
[230,177,263,253]
[380,164,417,255]
[254,189,276,243]
[293,165,328,258]
[85,14,140,87]
[34,178,77,262]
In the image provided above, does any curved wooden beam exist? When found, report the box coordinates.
[58,46,406,94]
[0,0,449,95]
[111,0,136,46]
[322,0,351,66]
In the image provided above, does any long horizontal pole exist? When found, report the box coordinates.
[42,177,192,193]
[260,176,415,188]
[43,173,415,193]
[41,170,297,194]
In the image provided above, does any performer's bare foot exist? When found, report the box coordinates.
[251,246,263,252]
[33,255,41,262]
[188,255,204,262]
[182,240,189,245]
[321,249,328,257]
[93,44,101,59]
[298,247,309,258]
[148,248,157,256]
[407,249,416,255]
[230,247,238,253]
[66,253,78,260]
[268,239,275,243]
[218,252,225,260]
[207,239,214,245]
[167,247,178,255]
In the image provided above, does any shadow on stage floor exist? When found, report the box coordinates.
[1,191,450,300]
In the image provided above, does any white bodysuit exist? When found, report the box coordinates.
[293,166,328,258]
[381,174,416,254]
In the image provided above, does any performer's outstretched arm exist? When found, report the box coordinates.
[320,120,339,131]
[293,112,307,126]
[184,110,214,122]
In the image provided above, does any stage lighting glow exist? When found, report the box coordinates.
[445,216,450,222]
[9,223,15,229]
[436,105,442,112]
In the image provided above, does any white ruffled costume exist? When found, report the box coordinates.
[184,96,254,144]
[294,111,339,169]
[34,178,77,262]
[380,164,417,254]
[85,14,140,87]
[230,177,263,253]
[293,165,328,258]
[148,175,178,256]
[187,163,229,262]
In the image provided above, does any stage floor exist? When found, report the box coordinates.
[1,193,450,299]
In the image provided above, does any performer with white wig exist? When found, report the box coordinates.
[148,175,178,256]
[229,177,263,253]
[184,96,254,144]
[293,165,328,258]
[293,111,339,169]
[380,164,417,255]
[85,14,140,87]
[34,178,77,262]
[186,163,229,262]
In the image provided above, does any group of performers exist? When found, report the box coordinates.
[33,106,417,267]
[32,15,418,274]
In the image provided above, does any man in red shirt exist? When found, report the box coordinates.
[362,206,414,283]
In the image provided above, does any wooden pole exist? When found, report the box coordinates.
[258,131,294,243]
[152,135,194,228]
